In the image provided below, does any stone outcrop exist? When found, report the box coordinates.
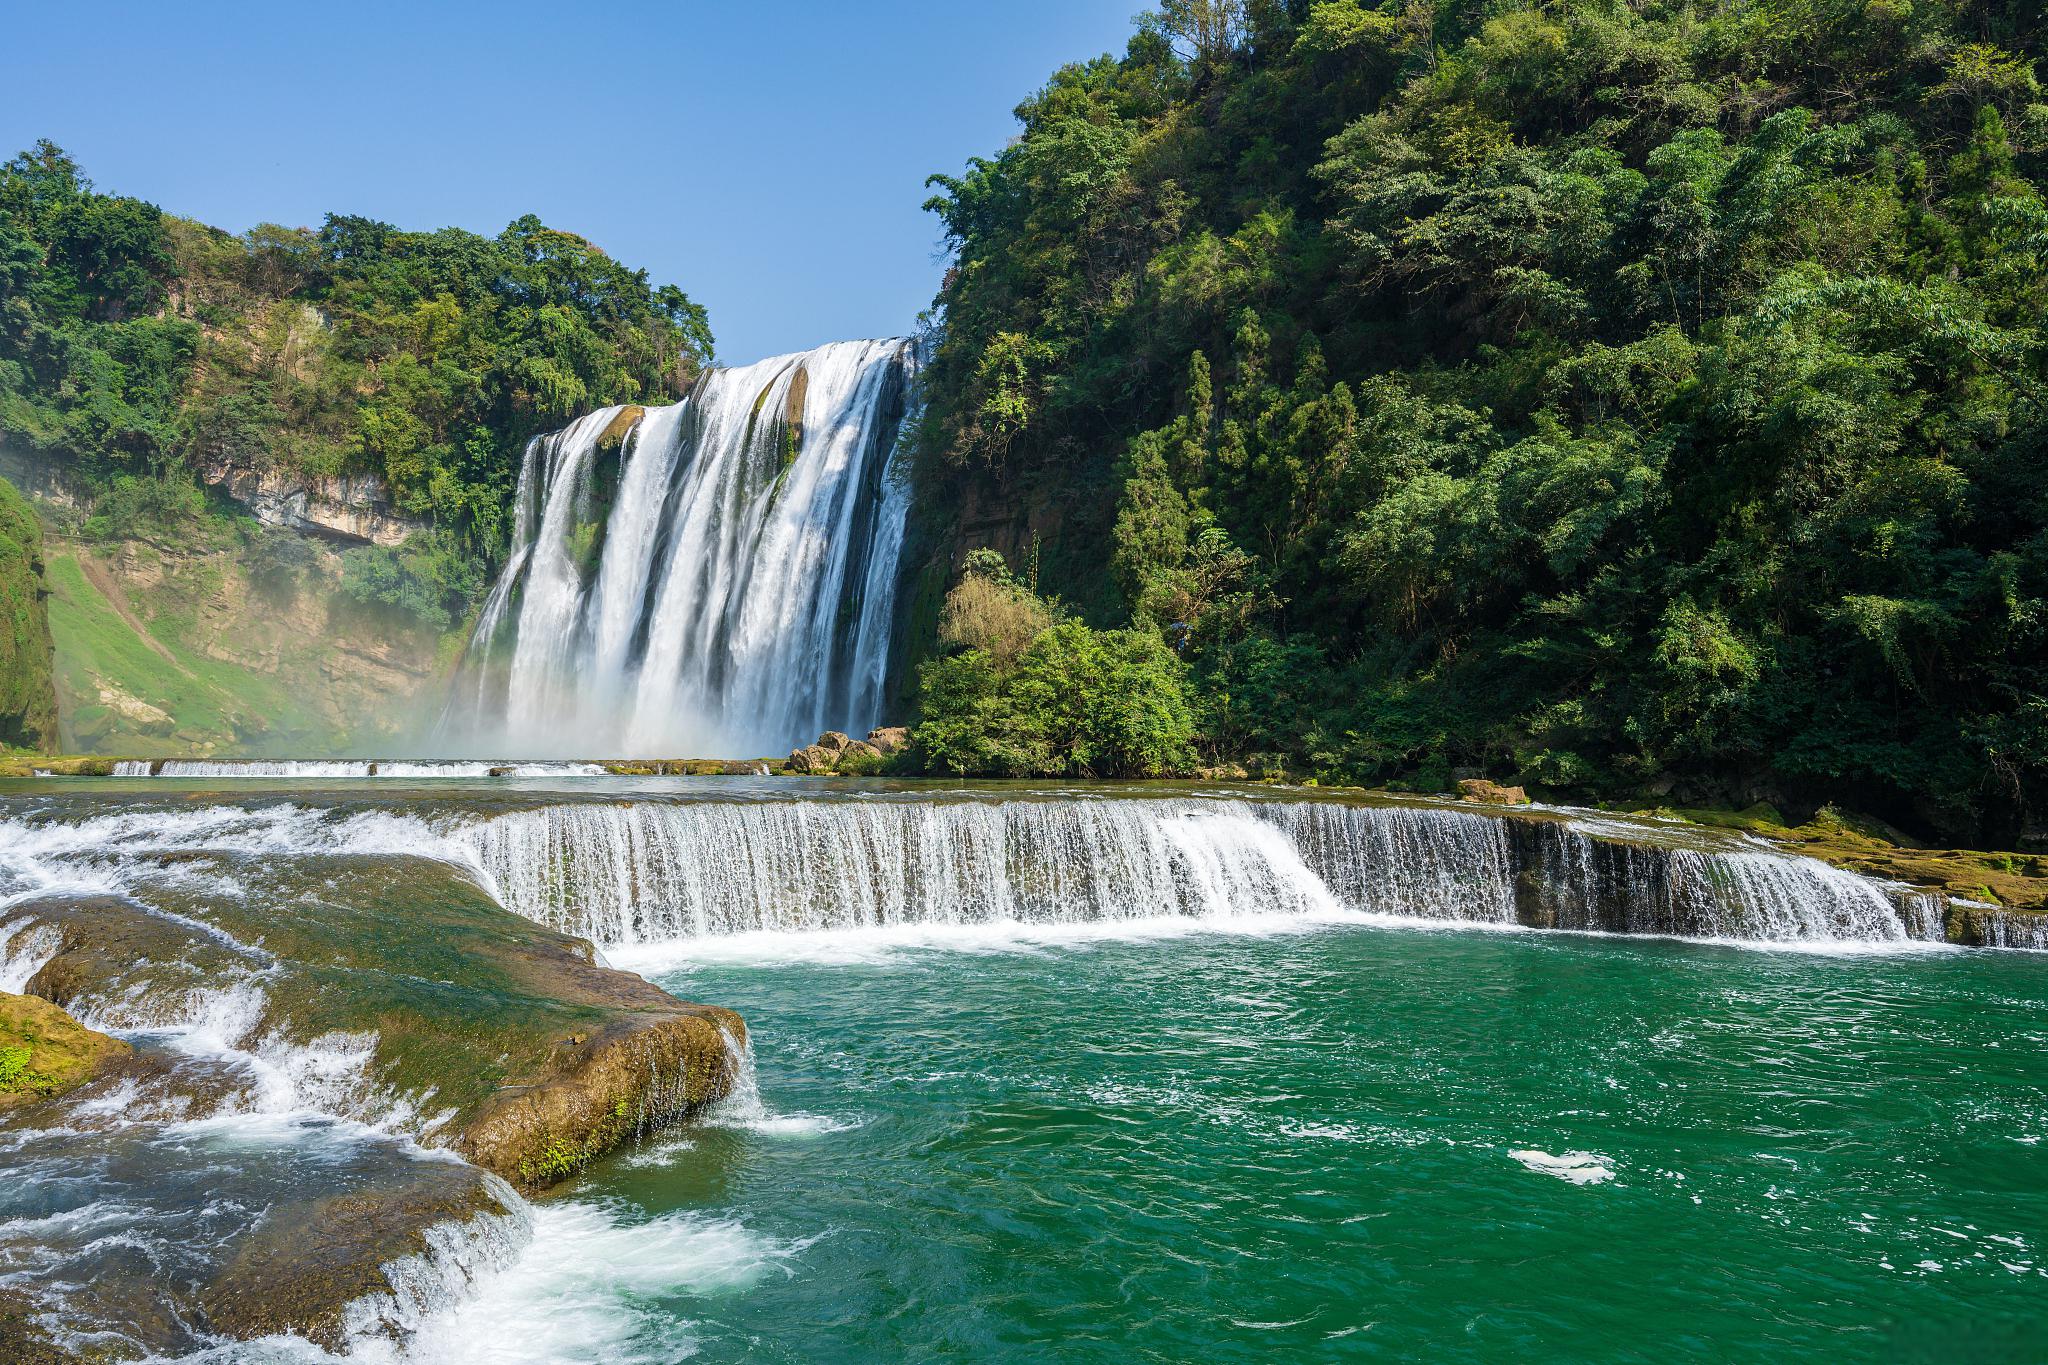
[786,730,890,774]
[196,457,428,547]
[0,859,744,1190]
[865,726,910,754]
[198,1161,518,1351]
[1457,778,1529,806]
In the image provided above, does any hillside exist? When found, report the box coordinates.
[0,142,718,752]
[910,0,2048,848]
[0,476,57,750]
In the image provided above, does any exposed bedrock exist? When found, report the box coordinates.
[0,852,744,1358]
[198,1161,522,1352]
[0,854,744,1187]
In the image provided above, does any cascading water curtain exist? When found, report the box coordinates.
[444,338,920,757]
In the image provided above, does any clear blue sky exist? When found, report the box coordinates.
[3,1,1139,365]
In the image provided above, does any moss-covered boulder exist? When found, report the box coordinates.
[0,990,129,1112]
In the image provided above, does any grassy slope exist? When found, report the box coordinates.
[41,542,382,755]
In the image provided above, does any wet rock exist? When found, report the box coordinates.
[200,1160,519,1351]
[459,1007,743,1186]
[1512,868,1556,929]
[15,895,249,1014]
[1457,778,1528,806]
[0,1286,69,1364]
[0,991,130,1113]
[1947,901,2048,949]
[593,405,646,455]
[0,862,746,1191]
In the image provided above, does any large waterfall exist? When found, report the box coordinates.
[447,339,918,756]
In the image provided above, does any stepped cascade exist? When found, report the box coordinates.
[446,793,1923,947]
[446,339,919,756]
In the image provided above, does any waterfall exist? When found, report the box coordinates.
[449,796,1918,948]
[111,760,607,778]
[446,338,919,757]
[458,799,1341,944]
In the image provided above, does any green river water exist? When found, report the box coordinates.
[536,922,2048,1363]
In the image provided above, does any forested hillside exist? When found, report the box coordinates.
[914,0,2048,846]
[0,141,712,630]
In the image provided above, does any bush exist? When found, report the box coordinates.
[337,533,482,631]
[913,555,1197,778]
[81,473,204,541]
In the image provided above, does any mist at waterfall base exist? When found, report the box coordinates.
[1,775,2044,1361]
[440,339,917,759]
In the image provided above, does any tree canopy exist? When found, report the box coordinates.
[0,140,712,623]
[917,0,2048,845]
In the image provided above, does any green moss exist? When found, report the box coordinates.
[1655,803,2048,915]
[41,545,358,754]
[0,991,129,1108]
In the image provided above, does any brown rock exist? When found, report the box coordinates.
[1457,778,1529,806]
[865,726,910,755]
[199,1161,517,1351]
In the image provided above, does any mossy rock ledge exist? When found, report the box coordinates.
[0,990,129,1112]
[1648,804,2048,946]
[0,859,746,1191]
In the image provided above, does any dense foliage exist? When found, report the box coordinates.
[0,477,57,750]
[0,141,711,624]
[917,0,2048,844]
[915,550,1198,777]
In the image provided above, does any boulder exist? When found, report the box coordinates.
[865,726,910,755]
[198,1161,518,1351]
[814,731,851,757]
[0,990,131,1112]
[1457,778,1529,806]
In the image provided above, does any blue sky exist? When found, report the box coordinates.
[3,1,1138,364]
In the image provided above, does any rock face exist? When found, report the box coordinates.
[865,726,910,754]
[1458,778,1529,806]
[42,536,441,756]
[0,990,130,1112]
[197,457,428,547]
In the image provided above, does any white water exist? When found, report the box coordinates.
[445,338,919,757]
[447,795,1916,948]
[111,761,608,778]
[0,792,1928,958]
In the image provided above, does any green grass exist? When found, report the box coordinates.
[42,546,340,754]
